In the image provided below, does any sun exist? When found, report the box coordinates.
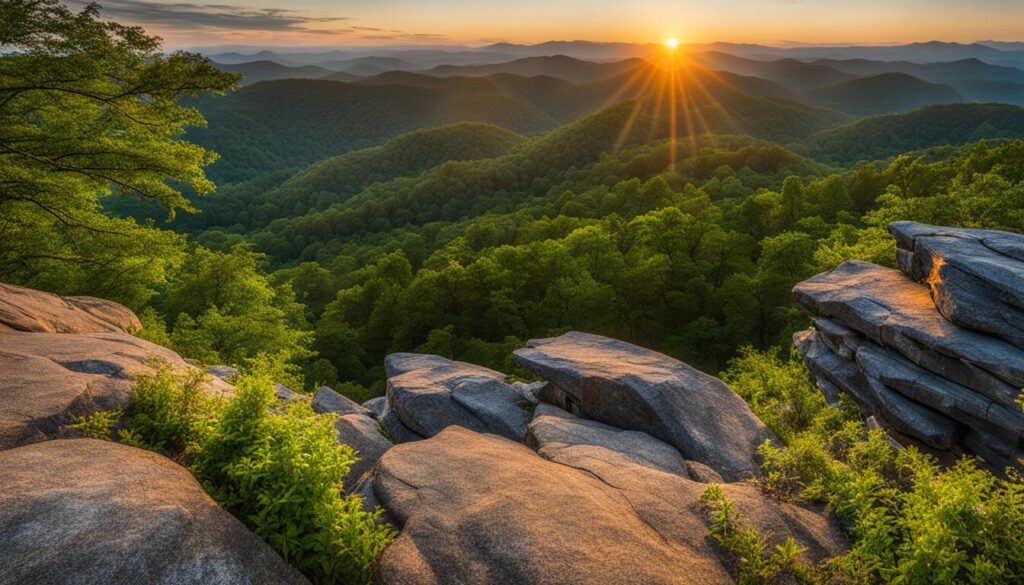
[665,38,679,50]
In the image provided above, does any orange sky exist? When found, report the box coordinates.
[75,0,1024,48]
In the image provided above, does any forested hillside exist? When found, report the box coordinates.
[799,103,1024,163]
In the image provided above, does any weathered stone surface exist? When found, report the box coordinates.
[0,282,141,334]
[205,364,239,381]
[274,383,301,402]
[312,386,370,416]
[684,460,726,483]
[0,331,232,451]
[814,318,861,360]
[963,428,1024,472]
[385,353,530,442]
[856,343,1024,445]
[379,407,424,444]
[794,260,1024,408]
[794,331,959,449]
[526,404,690,478]
[513,332,773,481]
[891,221,1024,349]
[364,396,388,418]
[334,413,392,491]
[0,439,308,585]
[372,427,846,585]
[512,380,545,405]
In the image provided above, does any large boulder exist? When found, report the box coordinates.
[891,222,1024,349]
[526,404,691,478]
[0,331,232,451]
[513,332,773,481]
[0,439,308,584]
[793,260,1024,408]
[0,282,141,334]
[371,427,846,585]
[384,353,530,442]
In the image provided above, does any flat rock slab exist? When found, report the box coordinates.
[372,427,846,585]
[0,331,232,451]
[794,260,1024,408]
[526,404,690,479]
[0,439,308,585]
[891,221,1024,349]
[0,282,141,334]
[513,332,772,481]
[385,353,530,442]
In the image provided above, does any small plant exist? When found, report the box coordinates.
[701,485,819,585]
[70,409,122,440]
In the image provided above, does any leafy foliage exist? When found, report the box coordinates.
[799,104,1024,165]
[121,365,394,584]
[70,409,122,440]
[701,484,820,585]
[722,348,1024,585]
[0,0,236,308]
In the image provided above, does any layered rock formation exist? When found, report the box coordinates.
[794,222,1024,470]
[355,332,845,583]
[0,439,308,584]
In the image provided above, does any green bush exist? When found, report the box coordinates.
[123,365,394,584]
[122,362,221,455]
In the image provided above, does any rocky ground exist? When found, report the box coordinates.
[2,221,1021,583]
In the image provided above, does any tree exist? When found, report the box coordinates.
[0,0,236,307]
[161,245,312,368]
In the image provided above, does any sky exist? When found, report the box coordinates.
[72,0,1024,49]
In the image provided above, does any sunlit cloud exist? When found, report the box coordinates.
[70,0,349,32]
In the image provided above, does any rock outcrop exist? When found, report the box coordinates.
[793,224,1024,470]
[0,439,308,584]
[0,331,232,451]
[0,282,141,334]
[383,353,531,442]
[371,426,846,585]
[514,332,773,481]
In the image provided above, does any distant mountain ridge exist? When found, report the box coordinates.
[804,72,963,116]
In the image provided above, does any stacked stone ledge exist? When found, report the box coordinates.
[793,221,1024,470]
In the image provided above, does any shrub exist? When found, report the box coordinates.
[122,365,394,584]
[122,361,221,456]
